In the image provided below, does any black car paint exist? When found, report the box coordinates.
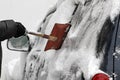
[101,15,120,80]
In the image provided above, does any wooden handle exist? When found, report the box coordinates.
[28,32,57,41]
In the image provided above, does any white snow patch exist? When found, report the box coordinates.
[110,0,120,22]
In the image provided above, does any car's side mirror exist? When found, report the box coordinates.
[7,35,30,52]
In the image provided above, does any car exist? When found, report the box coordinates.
[5,0,120,80]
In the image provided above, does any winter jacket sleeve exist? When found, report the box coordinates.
[0,20,17,41]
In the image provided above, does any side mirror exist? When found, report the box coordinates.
[7,35,30,52]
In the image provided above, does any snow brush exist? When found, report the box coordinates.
[26,24,71,51]
[27,31,57,41]
[44,23,71,51]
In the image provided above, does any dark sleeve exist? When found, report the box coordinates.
[0,20,17,41]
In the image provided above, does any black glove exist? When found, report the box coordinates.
[14,22,26,37]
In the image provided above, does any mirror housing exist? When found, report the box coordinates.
[7,35,30,52]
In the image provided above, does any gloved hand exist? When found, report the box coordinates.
[14,22,26,37]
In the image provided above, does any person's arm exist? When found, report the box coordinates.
[0,20,25,41]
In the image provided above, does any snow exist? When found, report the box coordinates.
[23,0,117,80]
[1,0,120,80]
[116,47,120,54]
[110,0,120,22]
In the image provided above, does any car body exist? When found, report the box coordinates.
[5,0,120,80]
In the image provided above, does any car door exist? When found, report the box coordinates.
[114,15,120,80]
[101,15,120,80]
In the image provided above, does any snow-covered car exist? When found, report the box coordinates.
[4,0,120,80]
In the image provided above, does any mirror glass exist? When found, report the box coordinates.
[7,35,30,52]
